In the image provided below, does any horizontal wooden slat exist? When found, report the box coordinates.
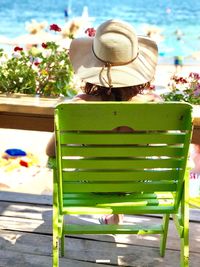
[62,205,175,214]
[62,193,176,214]
[62,169,180,181]
[62,181,177,193]
[63,197,174,207]
[61,145,184,157]
[56,102,192,131]
[64,224,164,234]
[61,158,182,169]
[60,132,186,145]
[63,192,174,200]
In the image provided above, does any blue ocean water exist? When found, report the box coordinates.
[0,0,200,57]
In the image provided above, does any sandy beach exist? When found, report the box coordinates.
[0,62,199,195]
[0,129,53,194]
[155,62,200,89]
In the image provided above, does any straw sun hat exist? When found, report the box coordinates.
[69,19,158,88]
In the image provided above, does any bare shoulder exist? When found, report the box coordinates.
[130,93,163,102]
[72,94,102,102]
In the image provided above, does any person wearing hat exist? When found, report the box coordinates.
[46,19,162,224]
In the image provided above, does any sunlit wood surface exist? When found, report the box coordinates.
[0,191,200,267]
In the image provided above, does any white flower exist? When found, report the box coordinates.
[12,52,21,59]
[59,60,65,66]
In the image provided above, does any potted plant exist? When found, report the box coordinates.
[161,72,200,104]
[0,24,77,98]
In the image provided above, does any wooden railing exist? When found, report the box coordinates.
[0,94,199,144]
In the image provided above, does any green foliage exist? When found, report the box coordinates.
[0,42,77,97]
[161,72,200,105]
[0,49,36,94]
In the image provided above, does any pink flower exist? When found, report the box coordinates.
[50,24,61,32]
[165,72,200,104]
[14,46,23,52]
[189,72,200,80]
[194,83,200,96]
[85,28,96,37]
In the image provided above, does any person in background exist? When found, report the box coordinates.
[174,31,184,73]
[46,19,162,224]
[64,9,69,20]
[174,55,183,73]
[190,144,200,174]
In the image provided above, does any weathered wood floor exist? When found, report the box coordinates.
[0,191,200,267]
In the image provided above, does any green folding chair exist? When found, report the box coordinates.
[50,102,193,267]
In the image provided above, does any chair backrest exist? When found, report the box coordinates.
[54,102,193,212]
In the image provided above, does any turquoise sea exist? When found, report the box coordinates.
[0,0,200,58]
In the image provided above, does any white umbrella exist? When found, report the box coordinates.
[0,35,14,45]
[11,31,60,46]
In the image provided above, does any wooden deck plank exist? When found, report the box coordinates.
[0,248,112,267]
[0,230,115,266]
[0,191,52,205]
[1,212,200,253]
[0,200,200,252]
[0,192,200,266]
[0,229,200,267]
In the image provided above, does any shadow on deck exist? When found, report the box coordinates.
[0,191,200,267]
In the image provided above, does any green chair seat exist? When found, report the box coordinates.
[61,192,175,215]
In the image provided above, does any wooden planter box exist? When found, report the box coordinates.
[0,94,199,144]
[0,94,64,132]
[192,105,200,144]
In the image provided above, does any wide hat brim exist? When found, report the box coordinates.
[69,36,158,87]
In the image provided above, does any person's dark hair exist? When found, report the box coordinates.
[82,82,151,101]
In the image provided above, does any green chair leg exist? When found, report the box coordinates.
[53,225,59,267]
[160,214,170,257]
[53,170,59,267]
[180,189,189,266]
[61,220,65,257]
[180,211,189,267]
[53,201,59,266]
[180,235,189,267]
